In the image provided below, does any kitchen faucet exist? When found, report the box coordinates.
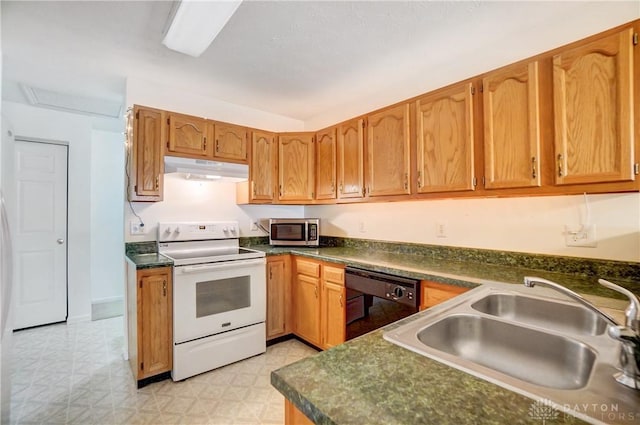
[523,276,640,390]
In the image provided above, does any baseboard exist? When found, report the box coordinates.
[91,297,124,320]
[66,314,91,324]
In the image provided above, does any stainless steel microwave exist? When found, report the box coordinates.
[269,218,320,246]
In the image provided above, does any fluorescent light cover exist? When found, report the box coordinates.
[163,0,243,57]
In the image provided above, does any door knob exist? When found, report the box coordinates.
[57,239,64,244]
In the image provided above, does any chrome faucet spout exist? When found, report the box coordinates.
[523,276,640,390]
[522,276,618,326]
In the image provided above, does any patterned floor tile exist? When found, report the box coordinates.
[9,317,318,424]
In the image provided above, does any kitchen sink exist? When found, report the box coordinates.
[416,314,596,389]
[383,283,640,424]
[471,293,608,336]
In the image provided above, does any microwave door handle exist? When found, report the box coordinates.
[179,258,265,274]
[305,222,309,243]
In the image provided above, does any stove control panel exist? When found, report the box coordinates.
[158,221,240,241]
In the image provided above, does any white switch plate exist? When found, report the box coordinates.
[436,221,447,238]
[130,220,145,235]
[564,224,596,247]
[358,221,366,233]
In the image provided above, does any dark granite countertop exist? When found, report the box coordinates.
[125,252,173,269]
[271,315,587,425]
[250,245,640,300]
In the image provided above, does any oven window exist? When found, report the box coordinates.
[196,276,250,317]
[271,223,304,241]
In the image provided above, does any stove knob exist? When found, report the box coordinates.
[230,227,237,234]
[164,227,172,234]
[175,227,181,234]
[223,227,229,233]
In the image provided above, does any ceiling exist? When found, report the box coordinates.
[2,1,639,129]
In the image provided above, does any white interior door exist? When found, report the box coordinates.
[13,141,67,329]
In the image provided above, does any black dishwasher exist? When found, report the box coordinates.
[345,266,420,340]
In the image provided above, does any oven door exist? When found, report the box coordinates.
[173,257,266,344]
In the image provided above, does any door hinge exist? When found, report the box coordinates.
[633,33,638,46]
[134,184,137,192]
[140,362,144,371]
[166,118,170,125]
[479,83,484,93]
[482,176,486,186]
[472,177,477,187]
[634,163,639,175]
[471,86,476,95]
[362,120,366,129]
[135,111,139,120]
[139,280,142,288]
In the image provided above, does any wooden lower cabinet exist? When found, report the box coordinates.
[266,255,291,340]
[420,280,470,310]
[294,258,346,350]
[127,265,173,383]
[285,399,314,425]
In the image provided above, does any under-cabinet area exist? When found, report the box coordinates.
[128,20,640,207]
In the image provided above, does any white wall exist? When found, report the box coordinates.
[125,174,303,242]
[90,130,125,304]
[306,193,640,263]
[126,77,304,132]
[2,101,93,322]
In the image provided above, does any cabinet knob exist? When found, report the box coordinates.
[163,280,167,296]
[339,182,343,194]
[417,171,422,188]
[557,154,564,177]
[155,175,159,190]
[339,294,343,307]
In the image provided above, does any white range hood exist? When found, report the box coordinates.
[164,155,248,182]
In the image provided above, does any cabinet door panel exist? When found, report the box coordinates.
[267,258,287,339]
[138,269,172,378]
[315,128,337,200]
[366,104,411,196]
[250,131,277,202]
[278,134,315,201]
[214,123,248,163]
[416,83,475,193]
[322,281,345,350]
[294,274,321,346]
[553,28,634,185]
[132,106,164,200]
[484,62,541,189]
[167,113,210,157]
[337,119,365,199]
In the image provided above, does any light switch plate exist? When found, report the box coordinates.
[564,224,596,247]
[130,220,145,235]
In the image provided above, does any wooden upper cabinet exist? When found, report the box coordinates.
[415,83,475,193]
[366,104,411,196]
[130,105,164,201]
[315,127,337,200]
[553,28,635,185]
[250,131,277,202]
[278,133,315,202]
[213,122,248,163]
[483,62,541,189]
[167,112,211,158]
[337,119,365,199]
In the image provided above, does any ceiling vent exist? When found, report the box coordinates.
[20,84,123,118]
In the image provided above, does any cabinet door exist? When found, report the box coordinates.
[278,133,315,201]
[315,127,337,200]
[250,131,277,202]
[131,105,164,201]
[553,28,635,185]
[213,122,248,163]
[420,280,469,310]
[483,62,541,189]
[167,113,211,157]
[294,274,321,347]
[337,119,365,199]
[138,268,172,379]
[266,256,290,340]
[415,83,475,193]
[366,104,411,196]
[321,264,345,350]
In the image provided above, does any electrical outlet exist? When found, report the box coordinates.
[358,221,366,233]
[250,220,258,231]
[130,220,145,235]
[564,224,596,247]
[436,221,447,238]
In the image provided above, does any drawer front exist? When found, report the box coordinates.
[323,265,344,285]
[296,259,320,277]
[421,281,469,309]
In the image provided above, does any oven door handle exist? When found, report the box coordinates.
[178,258,266,274]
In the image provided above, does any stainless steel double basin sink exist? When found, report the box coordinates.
[383,283,639,424]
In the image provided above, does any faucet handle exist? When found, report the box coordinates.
[598,279,640,333]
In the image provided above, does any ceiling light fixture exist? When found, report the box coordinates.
[162,0,243,57]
